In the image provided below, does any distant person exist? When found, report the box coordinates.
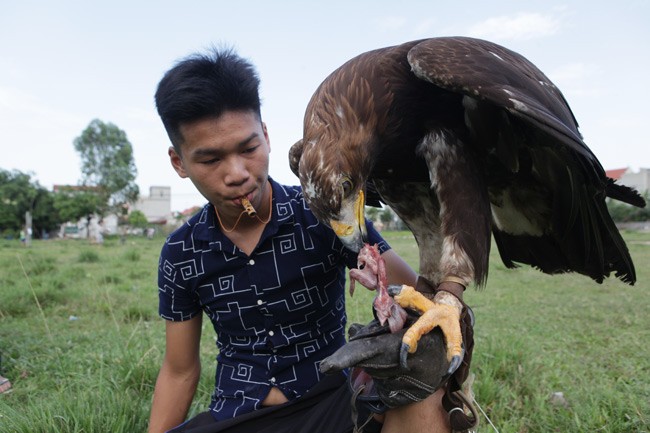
[0,375,10,395]
[0,354,11,395]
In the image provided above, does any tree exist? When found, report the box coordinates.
[365,206,380,223]
[606,194,650,222]
[128,210,149,229]
[74,119,139,215]
[364,205,407,230]
[0,169,61,238]
[53,187,103,223]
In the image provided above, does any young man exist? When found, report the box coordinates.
[149,48,454,433]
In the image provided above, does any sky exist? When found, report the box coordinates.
[1,1,649,212]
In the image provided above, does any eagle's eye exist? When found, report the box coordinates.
[341,178,353,197]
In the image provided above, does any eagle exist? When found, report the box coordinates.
[289,37,645,370]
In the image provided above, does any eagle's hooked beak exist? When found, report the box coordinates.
[330,189,367,252]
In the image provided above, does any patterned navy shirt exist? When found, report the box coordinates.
[158,178,389,421]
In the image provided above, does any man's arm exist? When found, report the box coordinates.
[148,314,203,433]
[382,249,464,302]
[379,249,455,432]
[380,249,418,287]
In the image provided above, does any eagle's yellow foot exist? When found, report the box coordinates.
[387,285,463,374]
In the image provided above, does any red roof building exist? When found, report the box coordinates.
[605,168,629,180]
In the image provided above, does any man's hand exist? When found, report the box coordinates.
[320,314,451,409]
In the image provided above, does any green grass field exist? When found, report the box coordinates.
[0,231,648,432]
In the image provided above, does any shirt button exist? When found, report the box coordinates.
[257,299,263,305]
[268,330,274,336]
[270,377,276,384]
[249,259,255,265]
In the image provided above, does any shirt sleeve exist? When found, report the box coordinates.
[366,219,390,253]
[157,239,202,322]
[339,218,391,269]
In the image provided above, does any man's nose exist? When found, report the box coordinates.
[224,157,250,186]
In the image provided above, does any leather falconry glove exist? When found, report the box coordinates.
[320,277,477,431]
[320,313,449,408]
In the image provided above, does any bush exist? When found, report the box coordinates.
[607,193,650,222]
[78,249,100,263]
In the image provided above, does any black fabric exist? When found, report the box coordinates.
[158,179,390,420]
[167,372,358,433]
[357,417,383,433]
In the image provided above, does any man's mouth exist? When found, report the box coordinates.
[241,196,257,216]
[233,190,255,207]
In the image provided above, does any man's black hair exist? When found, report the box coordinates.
[155,47,262,150]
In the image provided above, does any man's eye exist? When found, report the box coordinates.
[201,158,220,164]
[243,146,258,154]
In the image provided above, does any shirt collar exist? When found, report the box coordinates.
[192,177,296,249]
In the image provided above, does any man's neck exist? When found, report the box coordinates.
[214,180,273,254]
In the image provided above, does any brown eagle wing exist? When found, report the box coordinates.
[405,37,640,284]
[406,37,599,161]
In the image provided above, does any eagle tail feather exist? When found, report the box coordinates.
[605,179,646,208]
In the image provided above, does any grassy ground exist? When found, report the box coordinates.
[0,231,648,432]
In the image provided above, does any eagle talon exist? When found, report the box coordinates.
[400,342,410,369]
[447,353,463,376]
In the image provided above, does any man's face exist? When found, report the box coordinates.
[169,110,271,217]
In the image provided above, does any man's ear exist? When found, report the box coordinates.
[169,146,188,178]
[262,122,270,153]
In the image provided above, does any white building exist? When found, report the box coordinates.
[55,185,174,238]
[132,186,173,224]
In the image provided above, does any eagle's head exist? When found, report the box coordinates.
[290,68,389,252]
[292,132,373,253]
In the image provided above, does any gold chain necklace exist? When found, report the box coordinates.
[215,187,273,233]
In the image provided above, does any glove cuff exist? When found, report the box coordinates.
[348,367,388,433]
[348,367,389,415]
